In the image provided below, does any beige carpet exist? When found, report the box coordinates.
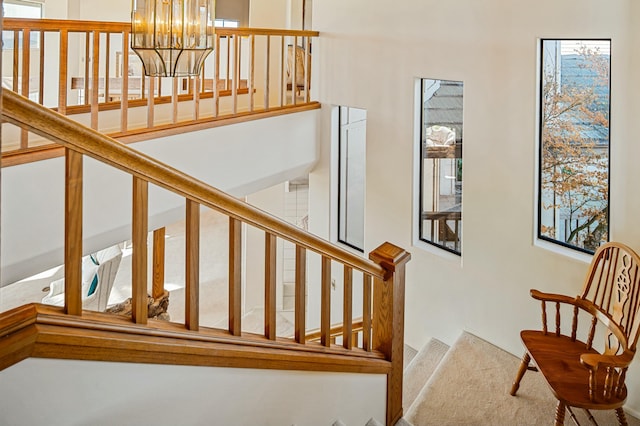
[404,339,449,410]
[404,332,640,426]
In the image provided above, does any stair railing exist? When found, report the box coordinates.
[2,18,318,165]
[1,89,410,425]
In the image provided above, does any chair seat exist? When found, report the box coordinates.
[522,330,627,410]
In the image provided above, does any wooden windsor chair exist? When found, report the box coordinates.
[510,242,640,426]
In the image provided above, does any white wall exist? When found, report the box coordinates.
[1,110,319,286]
[310,0,640,414]
[249,0,288,28]
[0,358,386,426]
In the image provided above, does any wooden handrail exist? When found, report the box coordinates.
[4,18,320,36]
[2,89,385,279]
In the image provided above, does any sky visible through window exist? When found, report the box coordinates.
[560,40,610,55]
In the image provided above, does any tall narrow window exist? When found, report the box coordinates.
[3,0,43,19]
[2,1,43,49]
[419,79,464,255]
[538,39,610,253]
[338,106,366,252]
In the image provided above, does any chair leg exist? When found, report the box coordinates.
[555,401,566,426]
[616,408,629,426]
[510,352,531,396]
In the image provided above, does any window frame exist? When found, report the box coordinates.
[418,78,464,256]
[337,106,366,253]
[536,38,612,255]
[3,0,43,18]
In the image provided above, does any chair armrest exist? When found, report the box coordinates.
[530,289,577,305]
[580,351,634,371]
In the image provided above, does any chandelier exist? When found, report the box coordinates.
[131,0,215,77]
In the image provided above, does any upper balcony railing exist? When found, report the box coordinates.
[1,18,319,165]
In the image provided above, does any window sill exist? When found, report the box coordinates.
[534,238,592,264]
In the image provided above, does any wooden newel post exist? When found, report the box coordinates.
[370,242,411,426]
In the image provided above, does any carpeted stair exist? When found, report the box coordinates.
[403,339,449,410]
[399,331,640,426]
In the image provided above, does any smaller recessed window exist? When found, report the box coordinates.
[338,106,366,252]
[418,79,464,255]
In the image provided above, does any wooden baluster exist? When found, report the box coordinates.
[225,35,231,90]
[12,30,19,93]
[370,242,411,426]
[214,33,220,117]
[20,28,30,148]
[343,266,353,350]
[193,75,200,120]
[59,29,68,114]
[132,176,148,324]
[265,232,277,340]
[232,35,239,114]
[305,36,311,103]
[19,30,30,91]
[147,76,155,128]
[152,227,166,299]
[90,31,100,130]
[84,33,90,105]
[64,149,83,316]
[229,217,242,336]
[280,36,285,107]
[172,77,179,124]
[295,245,306,344]
[363,273,372,351]
[264,34,270,110]
[39,31,45,105]
[141,65,146,98]
[291,36,297,106]
[320,256,331,347]
[104,35,110,103]
[185,200,200,331]
[249,34,255,112]
[120,31,129,132]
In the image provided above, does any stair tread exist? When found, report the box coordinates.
[403,338,449,410]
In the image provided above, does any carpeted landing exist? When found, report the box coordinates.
[402,332,640,426]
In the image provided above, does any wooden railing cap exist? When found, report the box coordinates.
[369,242,411,276]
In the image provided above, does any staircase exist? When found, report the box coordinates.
[392,332,640,426]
